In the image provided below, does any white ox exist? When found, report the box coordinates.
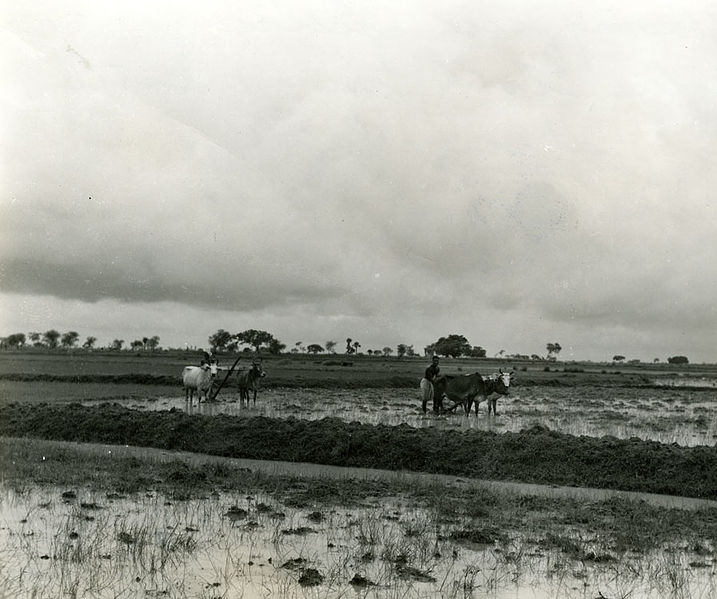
[183,359,218,404]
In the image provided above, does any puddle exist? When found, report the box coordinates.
[654,377,717,389]
[1,484,716,598]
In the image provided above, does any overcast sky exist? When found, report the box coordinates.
[1,0,716,362]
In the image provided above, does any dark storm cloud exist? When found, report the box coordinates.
[0,257,345,309]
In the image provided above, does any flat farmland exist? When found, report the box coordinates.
[3,351,717,598]
[2,349,711,387]
[1,350,717,494]
[1,351,716,447]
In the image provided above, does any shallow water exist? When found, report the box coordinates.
[655,376,717,388]
[87,384,717,447]
[1,484,715,599]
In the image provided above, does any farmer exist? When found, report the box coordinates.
[420,355,441,414]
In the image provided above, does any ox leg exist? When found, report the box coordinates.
[252,388,257,406]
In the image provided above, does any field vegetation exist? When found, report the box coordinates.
[3,437,717,598]
[1,350,717,597]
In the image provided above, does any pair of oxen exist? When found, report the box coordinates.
[424,369,514,415]
[182,353,265,405]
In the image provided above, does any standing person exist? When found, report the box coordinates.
[420,355,441,414]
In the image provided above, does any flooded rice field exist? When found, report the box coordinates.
[3,371,717,597]
[83,383,717,447]
[2,482,717,599]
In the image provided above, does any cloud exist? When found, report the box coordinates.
[1,1,716,361]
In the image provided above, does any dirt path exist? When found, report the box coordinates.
[14,437,717,511]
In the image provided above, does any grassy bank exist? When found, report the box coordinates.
[3,402,717,499]
[3,436,717,558]
[0,349,680,389]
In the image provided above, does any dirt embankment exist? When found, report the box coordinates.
[2,402,717,500]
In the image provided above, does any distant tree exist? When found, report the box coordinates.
[667,355,689,365]
[28,332,43,347]
[530,354,541,360]
[366,349,373,356]
[405,345,416,357]
[142,337,149,350]
[234,329,277,353]
[267,338,286,355]
[495,349,505,358]
[306,343,324,354]
[653,358,660,363]
[130,340,144,351]
[147,335,160,351]
[345,338,353,354]
[546,342,562,360]
[82,336,97,350]
[43,329,61,349]
[295,341,305,353]
[382,346,392,357]
[111,339,124,351]
[424,343,436,357]
[352,340,361,354]
[208,329,233,353]
[612,355,626,363]
[60,331,79,348]
[6,333,26,348]
[469,346,487,358]
[433,335,471,358]
[396,344,408,358]
[325,340,337,354]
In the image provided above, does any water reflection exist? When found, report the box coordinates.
[93,383,717,447]
[1,484,716,599]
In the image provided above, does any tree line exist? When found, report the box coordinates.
[0,331,161,352]
[0,328,691,364]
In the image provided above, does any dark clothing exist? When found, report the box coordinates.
[424,363,440,382]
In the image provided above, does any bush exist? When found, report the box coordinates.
[667,356,689,365]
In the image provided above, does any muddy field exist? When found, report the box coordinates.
[1,352,717,494]
[1,370,716,446]
[2,352,717,597]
